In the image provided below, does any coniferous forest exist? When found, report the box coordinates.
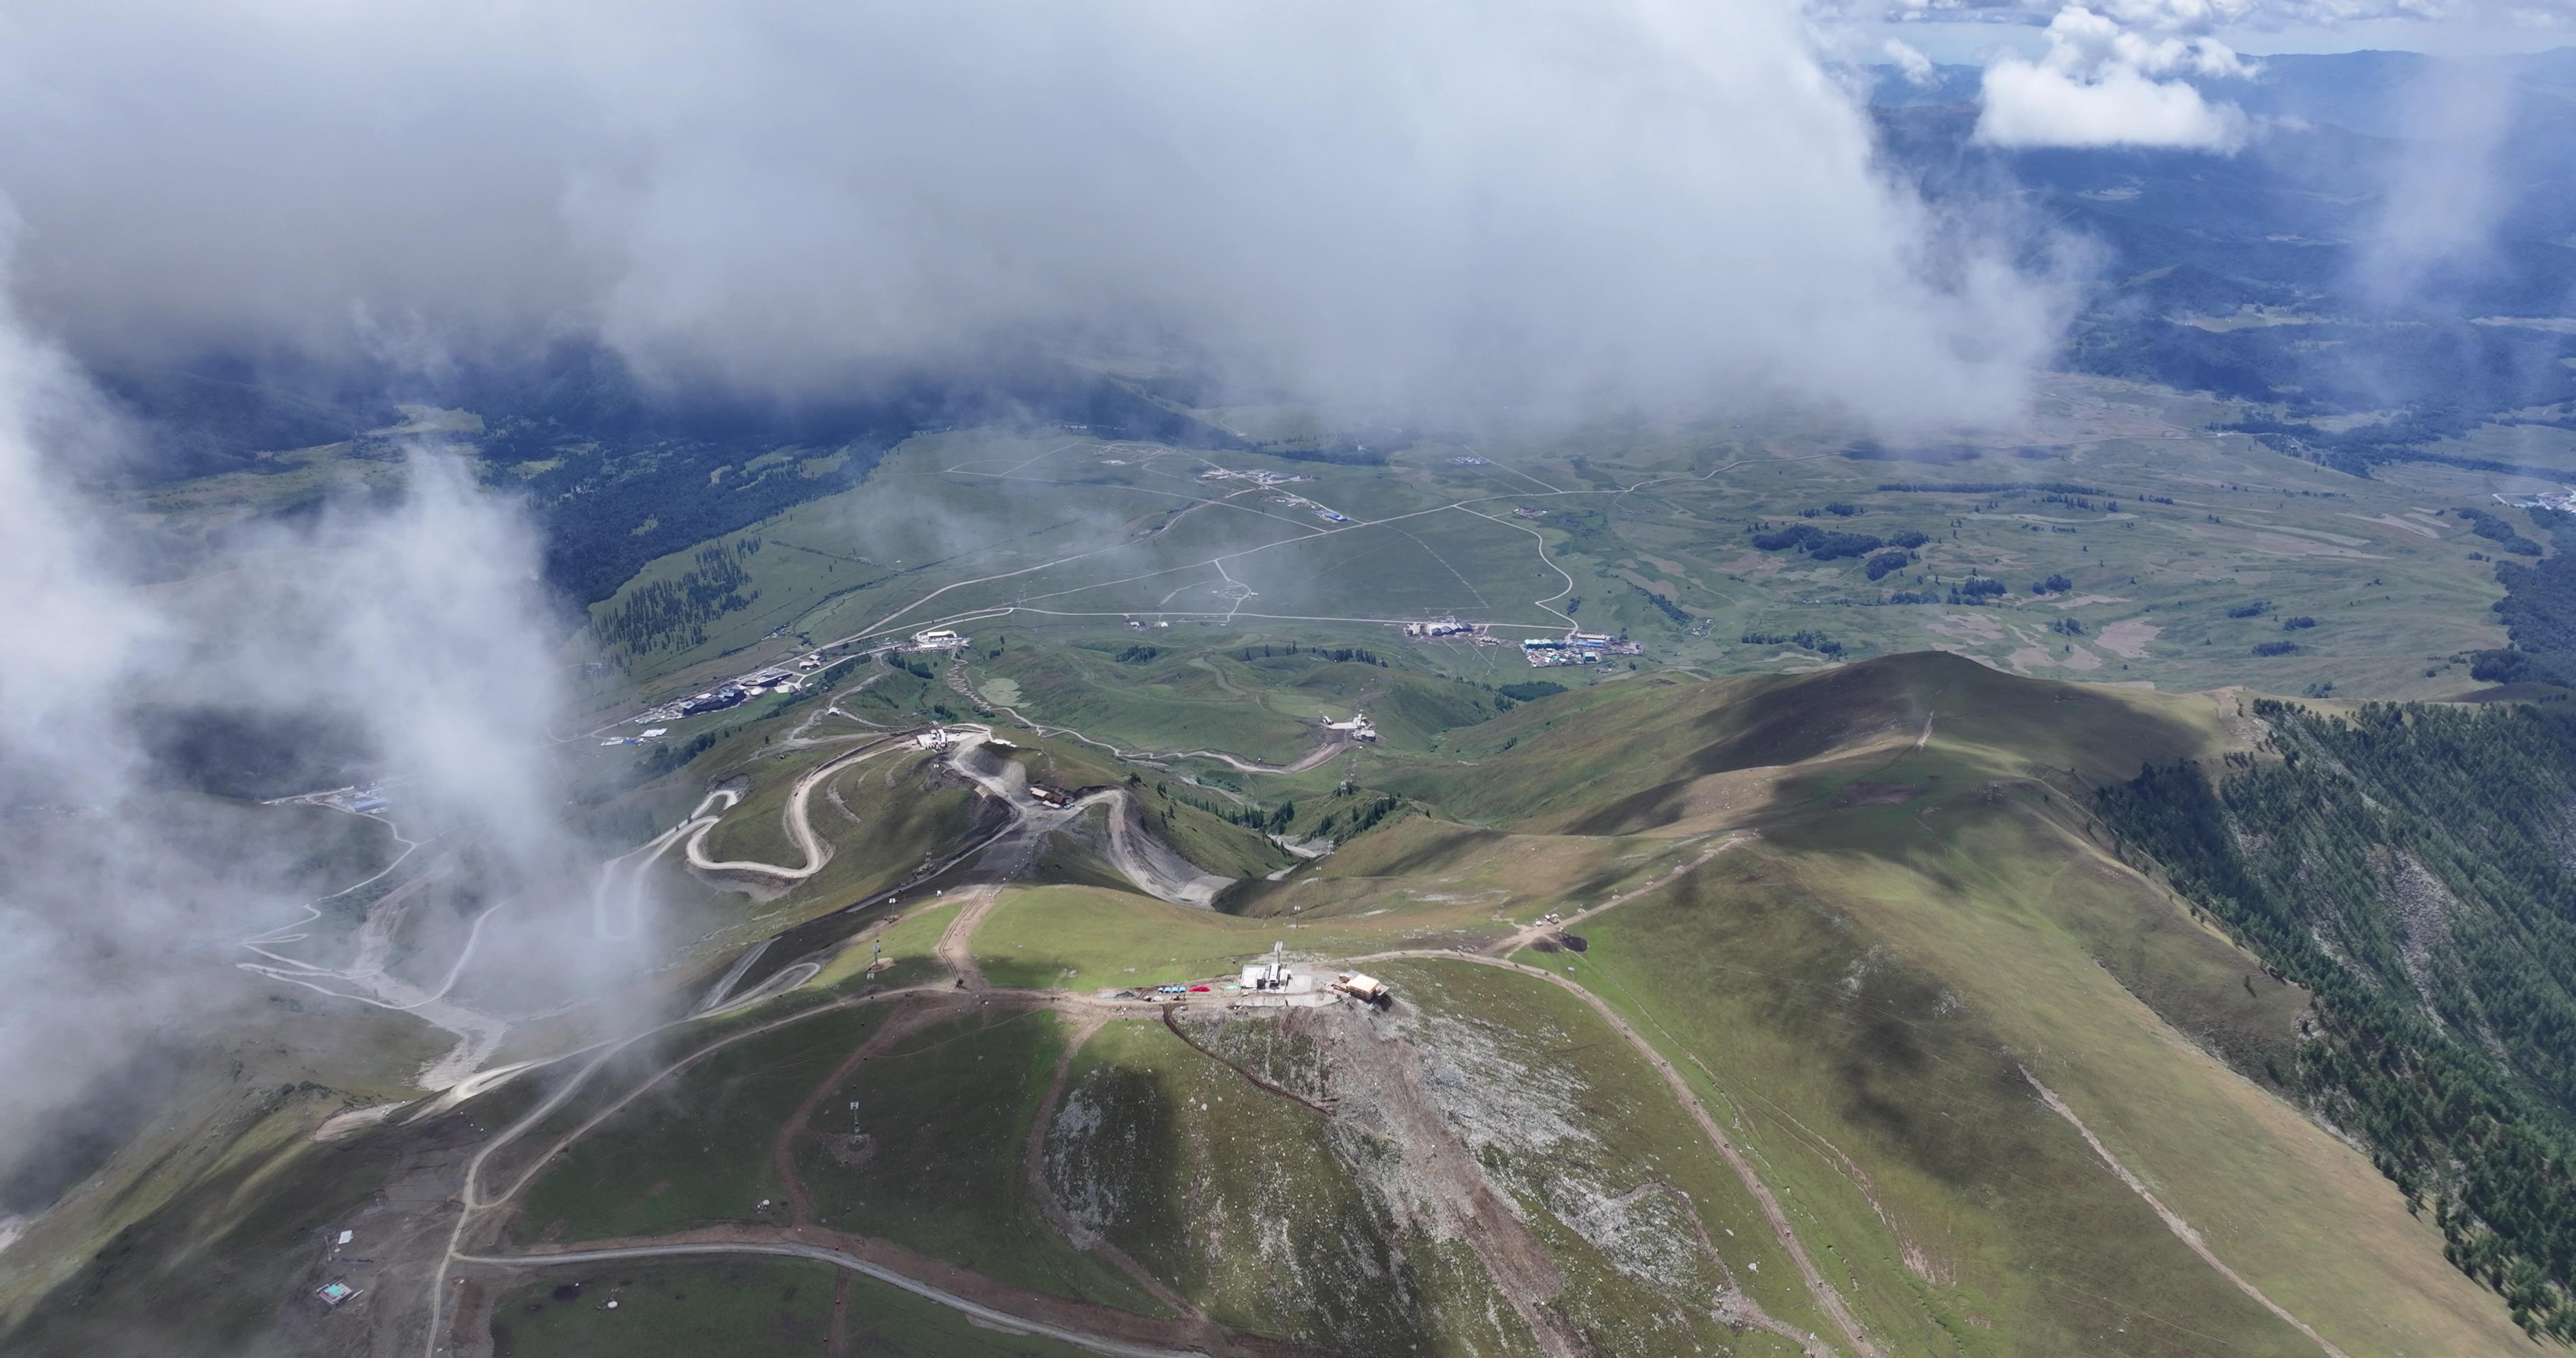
[2099,700,2576,1337]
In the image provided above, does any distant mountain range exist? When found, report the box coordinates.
[1860,48,2576,441]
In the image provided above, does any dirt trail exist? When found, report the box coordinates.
[1162,732,1351,776]
[1159,1007,1337,1117]
[2023,1070,2353,1358]
[235,845,520,1090]
[826,1271,852,1357]
[1643,1178,1834,1358]
[774,996,962,1223]
[1353,951,1883,1358]
[459,1226,1341,1358]
[1024,1013,1212,1325]
[1490,833,1752,957]
[934,885,1001,988]
[460,1237,1194,1358]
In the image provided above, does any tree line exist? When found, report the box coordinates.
[2097,699,2576,1338]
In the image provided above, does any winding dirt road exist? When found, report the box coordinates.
[683,736,906,884]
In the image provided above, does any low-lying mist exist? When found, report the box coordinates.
[0,287,658,1209]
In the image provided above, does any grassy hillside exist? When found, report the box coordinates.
[2101,697,2576,1338]
[1398,653,2224,834]
[4,652,2553,1357]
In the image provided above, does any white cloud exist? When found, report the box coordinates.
[1886,37,1942,83]
[0,0,2067,431]
[1979,55,2254,147]
[0,247,642,1172]
[1852,0,2560,24]
[2356,51,2519,304]
[1975,4,2257,149]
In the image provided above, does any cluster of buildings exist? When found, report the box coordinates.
[638,667,809,725]
[674,683,748,716]
[910,628,970,652]
[1196,467,1315,488]
[1403,616,1480,640]
[2494,488,2576,514]
[1325,711,1379,742]
[1447,455,1492,466]
[1522,632,1642,668]
[742,666,800,694]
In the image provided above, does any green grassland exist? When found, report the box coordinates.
[108,377,2564,745]
[789,1008,1163,1313]
[570,710,998,997]
[554,378,2545,736]
[488,1256,1101,1358]
[488,1257,835,1358]
[1385,653,2226,835]
[510,1006,892,1244]
[696,743,977,902]
[974,830,1733,985]
[807,895,962,990]
[1220,814,1719,935]
[978,640,1323,764]
[1440,656,2533,1354]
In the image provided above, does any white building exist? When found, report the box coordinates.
[1241,942,1318,994]
[912,628,969,651]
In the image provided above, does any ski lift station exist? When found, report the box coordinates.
[1231,943,1394,1009]
[1241,941,1302,992]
